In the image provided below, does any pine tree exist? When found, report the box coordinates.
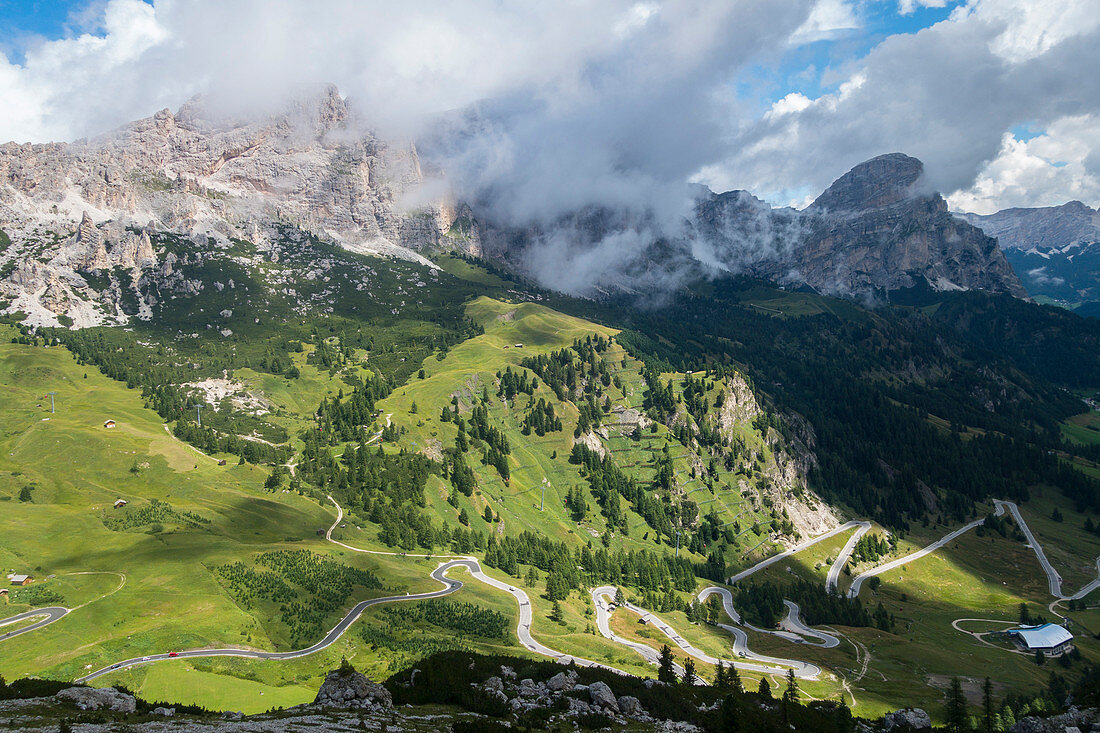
[945,677,968,733]
[549,601,564,623]
[714,661,727,689]
[730,663,743,694]
[682,658,696,686]
[758,676,771,699]
[657,644,677,684]
[982,677,995,733]
[783,668,799,704]
[782,668,799,722]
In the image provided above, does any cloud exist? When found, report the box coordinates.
[948,116,1100,213]
[789,0,861,44]
[0,0,1097,294]
[898,0,951,14]
[694,0,1100,210]
[1026,267,1065,287]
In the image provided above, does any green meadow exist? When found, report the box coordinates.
[2,288,1099,722]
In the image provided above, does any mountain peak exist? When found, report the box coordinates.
[809,153,926,213]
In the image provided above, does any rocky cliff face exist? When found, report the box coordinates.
[0,86,474,327]
[0,90,1029,327]
[694,153,1027,298]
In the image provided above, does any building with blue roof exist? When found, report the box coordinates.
[1006,623,1074,657]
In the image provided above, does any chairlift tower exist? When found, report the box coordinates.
[46,392,57,414]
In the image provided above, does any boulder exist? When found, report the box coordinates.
[588,681,620,713]
[547,671,575,692]
[883,708,931,730]
[314,669,393,709]
[56,687,136,713]
[618,695,645,717]
[518,678,539,697]
[500,665,516,679]
[152,706,175,717]
[483,676,504,694]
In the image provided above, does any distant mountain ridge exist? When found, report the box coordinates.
[0,86,1028,327]
[0,86,464,327]
[957,200,1100,315]
[696,153,1026,298]
[958,200,1100,251]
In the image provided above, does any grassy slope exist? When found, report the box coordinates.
[0,329,518,712]
[4,287,1100,719]
[341,296,786,564]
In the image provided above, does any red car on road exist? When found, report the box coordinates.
[168,652,179,658]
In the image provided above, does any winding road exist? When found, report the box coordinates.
[780,601,840,648]
[591,586,820,680]
[13,493,1090,690]
[0,607,69,642]
[826,522,871,593]
[77,561,466,683]
[727,520,871,585]
[846,505,1005,599]
[993,500,1064,598]
[77,497,622,684]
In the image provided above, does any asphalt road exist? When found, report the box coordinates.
[780,601,840,648]
[0,607,69,643]
[77,562,467,683]
[697,586,740,624]
[443,561,620,673]
[826,522,871,593]
[994,500,1065,598]
[592,585,820,680]
[62,495,1059,688]
[846,504,1005,598]
[726,520,872,585]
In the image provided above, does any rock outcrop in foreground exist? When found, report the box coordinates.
[312,667,392,709]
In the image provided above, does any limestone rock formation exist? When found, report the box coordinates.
[0,85,475,328]
[483,152,1028,302]
[55,686,137,713]
[694,154,1027,298]
[588,680,620,712]
[959,200,1100,312]
[882,707,931,730]
[312,664,393,704]
[959,200,1100,251]
[313,668,393,709]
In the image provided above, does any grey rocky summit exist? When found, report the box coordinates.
[694,153,1026,298]
[55,686,137,713]
[958,200,1100,251]
[0,85,473,328]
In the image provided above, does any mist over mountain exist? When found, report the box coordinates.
[0,91,1029,327]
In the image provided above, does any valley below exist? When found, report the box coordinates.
[0,246,1098,731]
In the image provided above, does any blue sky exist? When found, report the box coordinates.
[0,0,153,61]
[0,0,1095,213]
[0,0,960,115]
[0,0,86,60]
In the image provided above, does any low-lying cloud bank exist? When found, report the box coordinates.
[1,0,1097,292]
